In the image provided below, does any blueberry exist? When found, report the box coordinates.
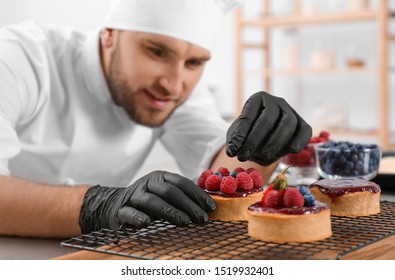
[356,160,364,172]
[297,186,311,195]
[229,171,238,178]
[213,171,223,178]
[304,194,315,206]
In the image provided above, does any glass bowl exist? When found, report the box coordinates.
[315,141,381,180]
[280,142,321,185]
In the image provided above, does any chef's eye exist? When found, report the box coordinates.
[149,47,166,58]
[186,59,205,68]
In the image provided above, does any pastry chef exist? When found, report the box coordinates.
[0,0,311,237]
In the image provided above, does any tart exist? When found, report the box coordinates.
[246,167,332,243]
[197,167,264,221]
[309,178,381,216]
[247,200,331,243]
[207,188,263,221]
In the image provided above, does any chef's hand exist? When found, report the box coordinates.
[226,91,312,166]
[79,171,215,233]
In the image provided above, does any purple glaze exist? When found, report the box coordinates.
[310,178,380,198]
[205,186,264,198]
[247,201,329,215]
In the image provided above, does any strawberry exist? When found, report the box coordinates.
[261,166,291,206]
[236,172,253,190]
[220,176,237,194]
[261,184,274,206]
[197,169,213,188]
[204,174,222,191]
[283,187,304,208]
[217,167,230,177]
[264,190,284,208]
[272,166,291,191]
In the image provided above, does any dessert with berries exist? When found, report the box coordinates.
[247,167,332,243]
[309,178,381,216]
[197,167,264,221]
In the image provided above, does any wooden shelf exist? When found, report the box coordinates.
[244,67,377,77]
[241,10,379,27]
[235,0,393,150]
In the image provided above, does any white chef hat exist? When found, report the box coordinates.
[104,0,244,51]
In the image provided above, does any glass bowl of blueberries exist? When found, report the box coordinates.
[315,141,382,180]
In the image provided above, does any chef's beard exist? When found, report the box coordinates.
[107,49,180,127]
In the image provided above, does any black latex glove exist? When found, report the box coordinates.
[79,171,216,233]
[226,91,312,166]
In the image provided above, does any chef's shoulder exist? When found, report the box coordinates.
[0,20,89,63]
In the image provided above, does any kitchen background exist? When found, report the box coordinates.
[1,0,394,180]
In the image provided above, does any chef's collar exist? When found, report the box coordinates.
[81,30,113,105]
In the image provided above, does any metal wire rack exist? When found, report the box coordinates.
[61,201,395,260]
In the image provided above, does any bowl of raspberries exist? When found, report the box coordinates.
[279,131,329,185]
[315,140,381,180]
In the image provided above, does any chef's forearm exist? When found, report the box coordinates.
[210,146,278,184]
[0,175,89,238]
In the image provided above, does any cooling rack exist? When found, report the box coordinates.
[61,201,395,260]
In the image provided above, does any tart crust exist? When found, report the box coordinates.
[247,206,332,243]
[209,191,263,221]
[310,187,380,216]
[309,179,381,216]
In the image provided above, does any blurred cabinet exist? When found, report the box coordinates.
[235,0,394,150]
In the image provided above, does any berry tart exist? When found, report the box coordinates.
[197,167,264,221]
[309,178,381,216]
[247,167,332,243]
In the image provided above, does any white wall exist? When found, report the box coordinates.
[0,0,111,29]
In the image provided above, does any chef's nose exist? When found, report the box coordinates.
[159,65,184,96]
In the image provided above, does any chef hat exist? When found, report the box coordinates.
[104,0,244,51]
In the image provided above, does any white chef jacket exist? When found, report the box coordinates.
[0,21,228,187]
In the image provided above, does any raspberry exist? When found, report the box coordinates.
[236,172,253,190]
[249,170,263,188]
[283,188,304,208]
[220,176,237,194]
[204,175,222,191]
[197,169,213,188]
[246,167,257,174]
[217,167,230,177]
[309,136,327,144]
[264,190,284,208]
[234,167,245,173]
[319,131,330,140]
[297,149,310,166]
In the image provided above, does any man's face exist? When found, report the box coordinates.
[102,30,211,127]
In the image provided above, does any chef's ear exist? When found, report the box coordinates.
[100,28,116,48]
